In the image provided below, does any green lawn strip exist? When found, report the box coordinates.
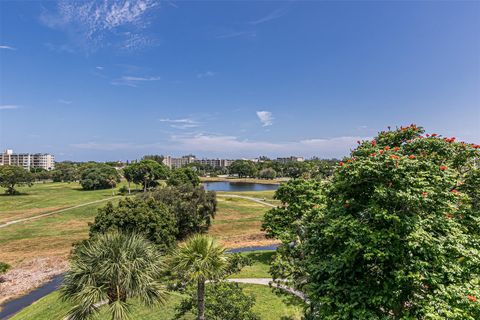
[10,284,302,320]
[229,251,274,278]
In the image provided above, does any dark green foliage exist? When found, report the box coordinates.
[0,165,34,194]
[0,261,10,274]
[167,167,200,187]
[51,162,79,182]
[142,154,165,164]
[229,160,257,178]
[258,168,277,179]
[175,282,259,320]
[264,125,480,319]
[145,185,217,239]
[89,197,177,251]
[125,159,170,192]
[79,162,120,190]
[60,232,167,320]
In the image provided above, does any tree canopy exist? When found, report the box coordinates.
[167,167,200,187]
[125,159,170,192]
[79,163,120,190]
[0,165,34,195]
[263,125,480,319]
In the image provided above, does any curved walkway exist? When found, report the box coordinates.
[216,194,277,208]
[0,196,121,229]
[227,278,307,301]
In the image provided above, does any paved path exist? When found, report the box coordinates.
[0,196,121,229]
[217,194,277,208]
[227,278,307,301]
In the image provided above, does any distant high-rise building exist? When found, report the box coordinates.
[162,155,233,169]
[0,149,55,171]
[275,156,305,164]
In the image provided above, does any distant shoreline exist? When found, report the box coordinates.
[200,176,285,185]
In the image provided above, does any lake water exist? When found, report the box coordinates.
[203,181,279,192]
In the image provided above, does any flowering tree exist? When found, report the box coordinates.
[264,125,480,319]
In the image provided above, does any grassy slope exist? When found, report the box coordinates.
[230,251,275,278]
[10,284,303,320]
[0,183,278,264]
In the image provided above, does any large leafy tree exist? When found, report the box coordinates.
[170,235,229,320]
[51,162,79,182]
[89,197,177,252]
[145,185,217,239]
[60,232,167,320]
[79,163,120,191]
[264,125,480,319]
[167,167,200,187]
[0,165,34,195]
[127,159,170,192]
[228,160,257,178]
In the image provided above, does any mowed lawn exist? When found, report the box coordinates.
[0,182,131,224]
[0,182,278,265]
[10,283,303,320]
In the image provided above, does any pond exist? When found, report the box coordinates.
[203,181,279,192]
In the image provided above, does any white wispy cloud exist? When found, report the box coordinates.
[248,7,289,25]
[58,99,73,105]
[196,71,215,79]
[0,105,20,110]
[256,111,274,127]
[70,134,369,158]
[40,0,160,51]
[111,75,161,87]
[0,45,16,50]
[159,118,200,129]
[96,66,105,70]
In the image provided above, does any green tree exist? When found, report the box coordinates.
[89,197,177,252]
[170,235,229,320]
[258,167,277,180]
[142,154,165,164]
[264,125,480,319]
[60,232,167,320]
[175,282,259,320]
[228,160,257,178]
[145,185,217,239]
[79,163,120,191]
[122,165,135,194]
[0,261,10,283]
[0,165,34,195]
[167,167,200,187]
[128,159,170,192]
[51,162,79,182]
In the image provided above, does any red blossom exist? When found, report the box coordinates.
[451,189,459,194]
[445,214,454,219]
[339,162,344,166]
[409,155,415,159]
[384,146,390,151]
[371,140,377,146]
[393,147,399,151]
[467,295,477,302]
[426,134,430,137]
[379,150,384,154]
[439,165,448,171]
[422,192,428,197]
[370,153,376,157]
[431,133,438,137]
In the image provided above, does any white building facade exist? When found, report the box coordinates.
[0,149,55,171]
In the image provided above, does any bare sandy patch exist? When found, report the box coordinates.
[0,206,68,224]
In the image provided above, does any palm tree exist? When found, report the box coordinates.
[60,231,167,320]
[170,234,229,320]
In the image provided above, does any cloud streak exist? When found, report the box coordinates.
[248,7,289,25]
[0,45,16,50]
[111,75,161,87]
[159,118,200,129]
[256,111,274,127]
[0,105,20,110]
[196,71,215,79]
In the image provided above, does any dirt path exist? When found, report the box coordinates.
[216,194,277,207]
[0,196,121,229]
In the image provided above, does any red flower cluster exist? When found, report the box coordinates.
[390,155,400,160]
[451,189,459,194]
[444,137,456,143]
[338,162,344,166]
[471,144,480,149]
[439,165,448,171]
[384,146,390,150]
[393,147,399,151]
[370,153,376,157]
[467,295,477,302]
[431,133,438,137]
[409,155,415,159]
[371,140,377,146]
[422,192,428,197]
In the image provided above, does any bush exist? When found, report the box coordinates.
[89,197,177,252]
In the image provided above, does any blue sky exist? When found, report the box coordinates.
[0,0,479,161]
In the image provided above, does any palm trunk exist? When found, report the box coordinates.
[127,181,131,194]
[197,277,205,320]
[144,180,147,192]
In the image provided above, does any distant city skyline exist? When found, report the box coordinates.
[1,1,479,161]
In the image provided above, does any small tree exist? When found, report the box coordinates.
[61,232,167,320]
[175,282,259,320]
[0,165,33,195]
[128,159,170,192]
[79,163,120,190]
[0,261,10,283]
[51,162,79,182]
[258,168,277,180]
[170,234,229,320]
[167,167,200,187]
[228,160,257,178]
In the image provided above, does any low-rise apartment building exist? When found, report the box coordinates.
[162,155,233,169]
[0,149,55,171]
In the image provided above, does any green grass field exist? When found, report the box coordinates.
[10,283,303,320]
